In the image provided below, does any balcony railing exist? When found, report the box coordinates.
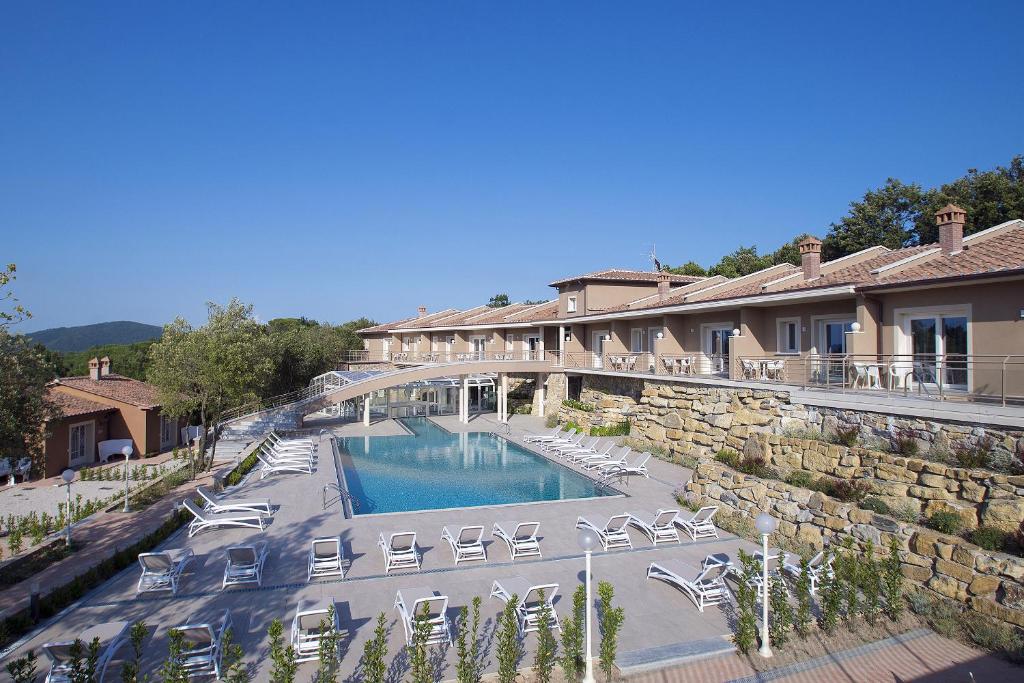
[557,351,728,378]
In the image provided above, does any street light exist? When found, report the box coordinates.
[121,444,133,513]
[60,468,75,546]
[577,528,599,683]
[754,512,778,658]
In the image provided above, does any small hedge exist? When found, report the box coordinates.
[925,510,964,535]
[224,438,267,487]
[562,399,595,412]
[590,422,630,437]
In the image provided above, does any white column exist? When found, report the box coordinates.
[363,394,371,426]
[501,373,509,423]
[538,373,546,417]
[460,376,468,423]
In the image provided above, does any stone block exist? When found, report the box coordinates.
[918,473,949,488]
[935,558,975,583]
[968,576,1000,596]
[796,524,824,549]
[959,481,988,503]
[851,524,881,545]
[928,574,967,601]
[979,499,1024,532]
[908,485,952,501]
[849,508,874,525]
[910,531,941,557]
[901,564,933,582]
[969,597,1024,628]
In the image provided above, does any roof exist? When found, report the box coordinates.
[874,223,1024,285]
[548,269,703,287]
[47,388,116,419]
[357,308,460,334]
[51,374,163,409]
[504,300,559,323]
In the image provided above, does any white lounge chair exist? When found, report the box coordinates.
[292,598,340,662]
[553,436,599,457]
[270,431,315,449]
[441,525,486,564]
[581,446,631,470]
[674,506,719,541]
[523,427,565,443]
[647,559,731,612]
[223,542,269,588]
[576,515,632,550]
[308,536,345,581]
[782,549,834,594]
[745,548,788,595]
[490,577,560,634]
[197,485,271,516]
[183,499,266,537]
[379,532,421,573]
[567,442,616,465]
[256,451,312,478]
[543,432,585,452]
[600,452,652,478]
[42,621,130,683]
[259,443,313,465]
[529,427,576,444]
[176,609,232,678]
[492,521,541,560]
[627,509,680,545]
[137,548,194,594]
[395,588,451,646]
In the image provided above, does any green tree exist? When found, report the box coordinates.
[410,603,435,683]
[456,597,484,683]
[488,293,511,308]
[62,341,156,380]
[5,650,37,683]
[597,582,624,682]
[360,612,388,683]
[0,263,31,330]
[840,538,859,622]
[769,574,792,649]
[0,330,58,479]
[159,630,188,683]
[882,536,904,619]
[862,540,881,625]
[818,547,841,634]
[915,156,1024,243]
[533,590,558,683]
[268,619,297,683]
[496,594,523,683]
[221,628,250,683]
[120,620,148,683]
[708,246,774,278]
[794,557,814,638]
[734,550,759,653]
[147,299,274,469]
[315,605,340,683]
[664,261,707,277]
[822,178,926,259]
[560,585,586,682]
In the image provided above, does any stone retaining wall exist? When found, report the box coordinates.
[685,461,1024,629]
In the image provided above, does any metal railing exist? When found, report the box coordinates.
[556,351,727,378]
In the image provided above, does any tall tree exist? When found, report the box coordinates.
[822,178,926,259]
[707,246,773,278]
[0,264,31,330]
[0,330,58,474]
[487,293,511,308]
[664,261,707,277]
[915,155,1024,243]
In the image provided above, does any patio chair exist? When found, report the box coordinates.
[523,426,564,442]
[269,431,315,448]
[183,499,266,537]
[567,442,617,465]
[679,356,694,375]
[782,549,834,594]
[492,521,541,560]
[627,509,681,545]
[764,360,786,381]
[197,485,271,516]
[259,443,314,464]
[553,435,599,457]
[529,427,576,444]
[575,515,632,550]
[490,577,560,634]
[136,548,194,594]
[395,588,452,645]
[256,451,312,478]
[441,525,487,564]
[542,432,585,452]
[647,559,731,612]
[378,531,421,573]
[42,621,130,683]
[291,598,341,662]
[308,536,345,581]
[176,609,232,678]
[599,452,652,478]
[223,542,269,588]
[674,506,719,541]
[581,446,631,470]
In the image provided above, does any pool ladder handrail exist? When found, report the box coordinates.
[323,482,359,511]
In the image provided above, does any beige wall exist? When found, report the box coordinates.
[43,410,111,477]
[557,281,659,318]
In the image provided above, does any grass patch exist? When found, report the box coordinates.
[924,511,963,535]
[589,422,630,437]
[561,399,594,412]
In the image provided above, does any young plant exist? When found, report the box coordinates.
[862,541,881,625]
[818,547,841,634]
[734,549,759,654]
[315,605,340,683]
[769,573,793,649]
[410,602,435,683]
[794,557,813,638]
[882,536,904,619]
[268,619,297,683]
[5,650,37,683]
[533,589,558,683]
[220,628,250,683]
[840,538,859,623]
[159,630,188,683]
[597,581,624,682]
[456,597,484,683]
[361,612,388,683]
[560,585,586,682]
[496,593,523,683]
[120,620,148,683]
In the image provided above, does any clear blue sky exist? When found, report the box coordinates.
[4,1,1023,331]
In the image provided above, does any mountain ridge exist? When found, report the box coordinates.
[27,321,163,352]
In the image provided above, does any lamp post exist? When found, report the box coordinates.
[754,512,777,658]
[121,444,133,513]
[60,468,75,546]
[577,528,599,683]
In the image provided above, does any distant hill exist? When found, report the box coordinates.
[28,321,163,352]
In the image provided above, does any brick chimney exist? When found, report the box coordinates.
[99,356,111,376]
[88,357,101,381]
[936,204,966,255]
[656,272,670,301]
[417,306,427,318]
[799,236,823,280]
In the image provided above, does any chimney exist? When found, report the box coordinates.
[798,236,822,280]
[417,306,427,318]
[99,356,111,377]
[88,357,101,381]
[656,272,670,301]
[936,204,966,255]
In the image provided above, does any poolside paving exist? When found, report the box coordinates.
[3,415,761,680]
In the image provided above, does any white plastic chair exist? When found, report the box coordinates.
[441,525,486,564]
[308,536,345,581]
[378,532,421,573]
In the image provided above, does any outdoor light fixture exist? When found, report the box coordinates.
[754,512,778,658]
[732,328,741,337]
[577,528,599,683]
[60,468,75,545]
[121,444,133,513]
[850,322,862,332]
[656,332,664,339]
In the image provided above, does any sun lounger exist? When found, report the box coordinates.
[581,446,631,470]
[674,506,719,541]
[292,598,340,662]
[553,436,599,457]
[543,432,585,452]
[256,451,312,478]
[627,509,680,545]
[379,531,421,573]
[529,427,576,444]
[259,443,314,464]
[308,536,345,581]
[183,499,266,537]
[576,515,632,550]
[176,609,232,678]
[222,542,269,588]
[492,521,541,560]
[490,577,560,634]
[567,443,616,464]
[137,547,194,594]
[782,549,833,594]
[42,621,130,683]
[395,587,452,645]
[197,485,271,516]
[599,452,652,478]
[744,548,788,594]
[270,431,315,448]
[523,427,565,442]
[441,525,486,564]
[647,559,731,612]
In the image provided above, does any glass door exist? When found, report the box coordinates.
[527,335,541,360]
[68,421,94,467]
[592,331,608,368]
[909,315,968,389]
[706,327,731,374]
[471,336,486,360]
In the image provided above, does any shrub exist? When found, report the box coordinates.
[714,449,740,468]
[826,479,872,503]
[560,585,586,682]
[831,425,859,447]
[861,497,891,516]
[597,581,625,682]
[882,536,904,619]
[818,547,841,633]
[964,611,1024,660]
[968,526,1012,553]
[562,399,594,412]
[455,598,483,683]
[544,414,559,428]
[892,433,919,456]
[925,511,964,535]
[733,550,758,653]
[496,594,523,683]
[361,613,388,683]
[954,439,993,469]
[410,604,435,683]
[889,501,921,524]
[794,557,814,638]
[534,590,558,683]
[769,572,793,648]
[590,421,630,437]
[785,470,816,489]
[737,457,778,479]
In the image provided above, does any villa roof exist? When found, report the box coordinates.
[51,374,162,409]
[46,388,116,419]
[548,269,703,287]
[504,300,559,323]
[357,308,460,333]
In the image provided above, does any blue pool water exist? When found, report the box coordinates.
[338,418,615,514]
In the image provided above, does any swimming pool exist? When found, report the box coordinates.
[337,418,616,514]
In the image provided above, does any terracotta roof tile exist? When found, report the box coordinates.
[53,375,162,409]
[504,300,559,323]
[46,389,116,419]
[548,269,703,287]
[874,228,1024,284]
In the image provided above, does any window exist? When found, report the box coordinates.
[160,415,176,449]
[777,318,800,354]
[630,329,645,353]
[567,296,577,313]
